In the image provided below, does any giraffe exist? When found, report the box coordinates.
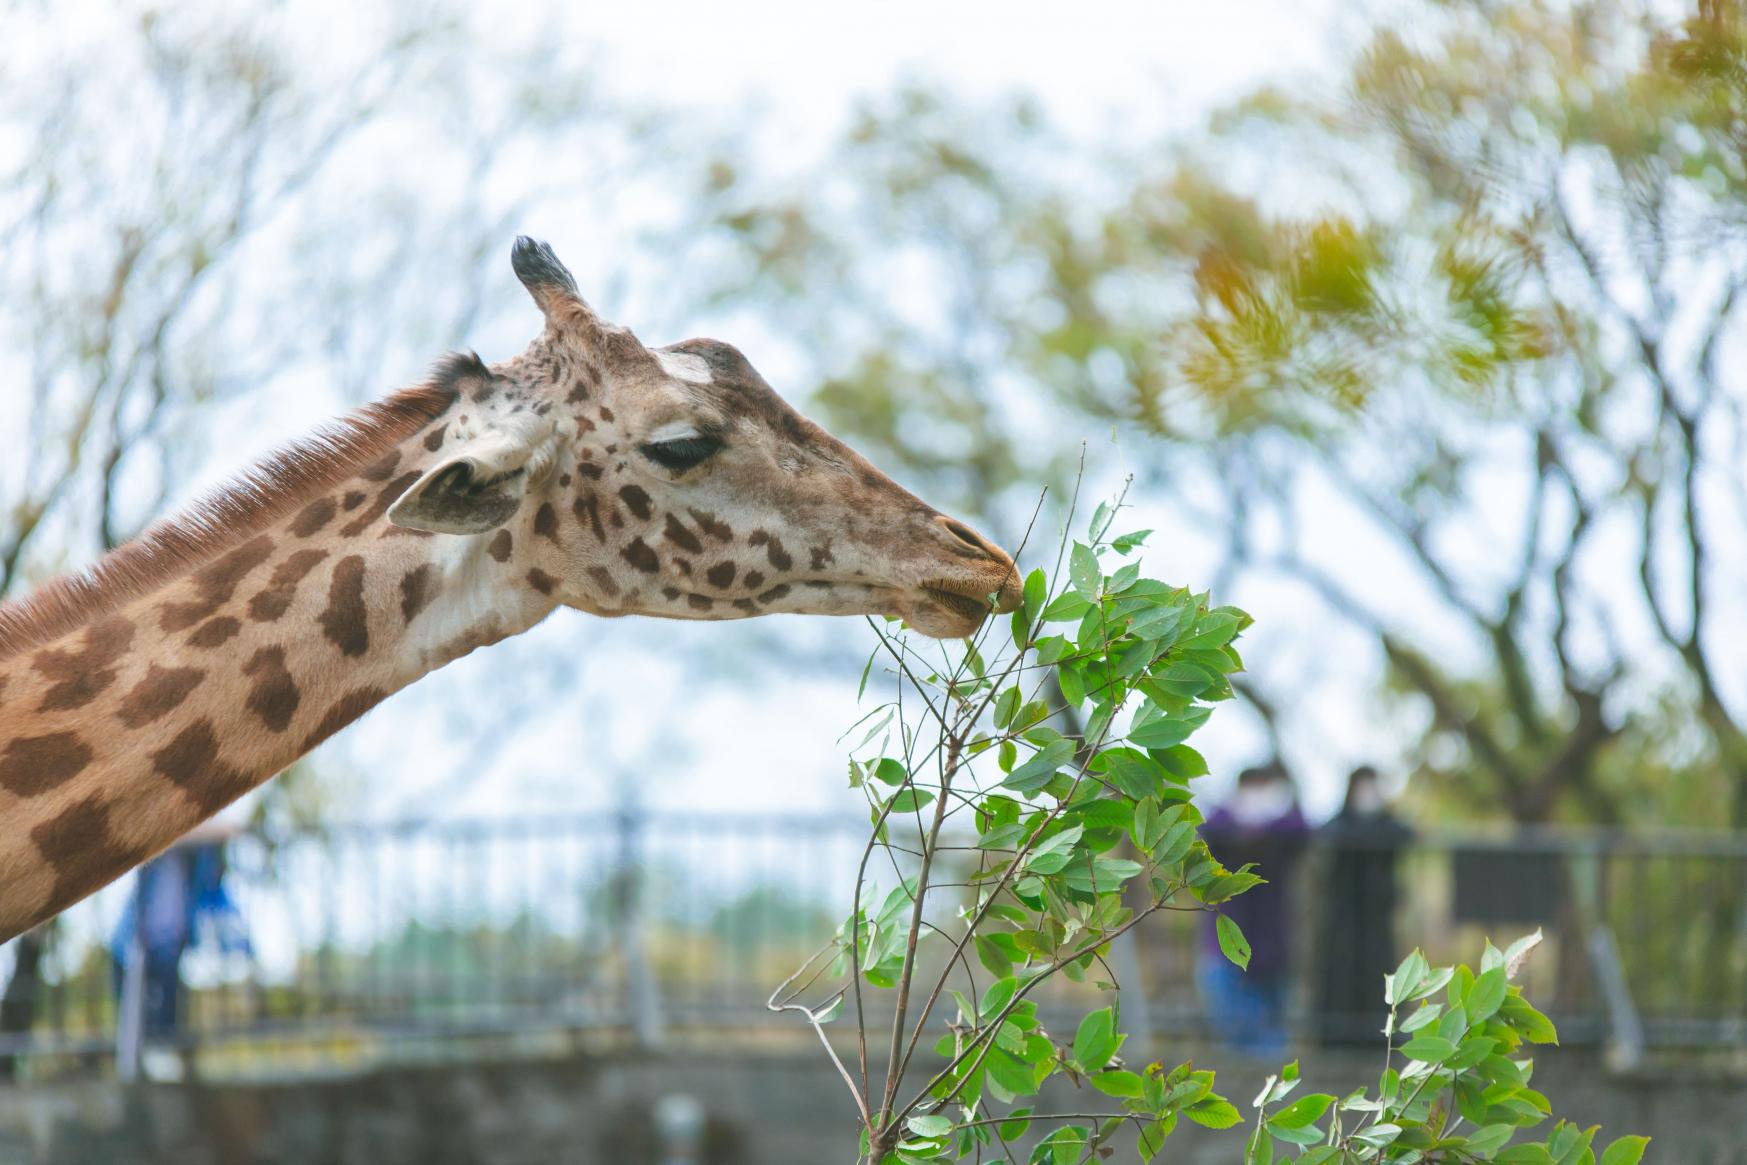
[0,238,1021,942]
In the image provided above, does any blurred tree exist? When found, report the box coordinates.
[701,2,1747,827]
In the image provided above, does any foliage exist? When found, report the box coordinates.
[775,489,1644,1163]
[1236,932,1648,1165]
[698,1,1747,828]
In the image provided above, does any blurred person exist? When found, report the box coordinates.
[1198,763,1310,1056]
[1313,765,1412,1044]
[0,923,48,1079]
[110,819,249,1070]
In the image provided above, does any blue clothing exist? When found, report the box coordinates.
[1199,959,1288,1058]
[111,842,249,1039]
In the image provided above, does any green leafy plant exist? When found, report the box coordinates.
[771,487,1646,1164]
[1242,932,1649,1165]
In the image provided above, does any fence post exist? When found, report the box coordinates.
[615,805,665,1048]
[116,874,146,1082]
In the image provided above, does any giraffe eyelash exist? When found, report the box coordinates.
[639,435,724,472]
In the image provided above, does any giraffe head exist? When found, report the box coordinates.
[387,238,1022,639]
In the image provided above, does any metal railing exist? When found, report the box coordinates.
[2,815,1744,1077]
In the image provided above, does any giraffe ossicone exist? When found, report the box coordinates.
[0,237,1021,940]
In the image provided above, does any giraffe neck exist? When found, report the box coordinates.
[0,420,555,941]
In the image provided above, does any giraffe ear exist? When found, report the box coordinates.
[387,426,555,535]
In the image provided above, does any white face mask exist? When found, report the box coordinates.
[1232,782,1295,824]
[1349,783,1385,815]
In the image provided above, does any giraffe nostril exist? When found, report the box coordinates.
[935,516,996,559]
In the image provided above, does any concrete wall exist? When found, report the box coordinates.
[0,1044,1742,1165]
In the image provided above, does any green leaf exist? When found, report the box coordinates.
[1400,1002,1443,1032]
[1070,543,1101,597]
[1129,716,1196,750]
[1216,915,1251,970]
[1400,1035,1457,1062]
[1387,950,1428,1006]
[887,788,935,813]
[979,976,1019,1020]
[906,1115,953,1138]
[1269,1093,1334,1129]
[1112,528,1152,553]
[1296,1149,1342,1165]
[1499,993,1560,1044]
[1467,966,1509,1023]
[1091,1070,1145,1099]
[1072,1007,1116,1070]
[1001,740,1076,796]
[1137,1115,1174,1161]
[1465,1124,1517,1155]
[872,758,909,786]
[1599,1136,1650,1165]
[1040,592,1091,622]
[1184,1098,1242,1129]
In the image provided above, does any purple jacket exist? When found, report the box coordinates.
[1199,802,1310,978]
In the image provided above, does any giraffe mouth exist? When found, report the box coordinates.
[921,586,997,623]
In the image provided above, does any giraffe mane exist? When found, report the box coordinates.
[0,377,460,660]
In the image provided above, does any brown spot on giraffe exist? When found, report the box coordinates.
[243,647,300,732]
[319,556,370,657]
[622,538,659,574]
[534,502,561,542]
[0,732,93,797]
[488,530,513,562]
[748,531,793,573]
[423,424,448,452]
[757,584,792,604]
[248,548,330,622]
[152,718,249,816]
[400,564,437,624]
[576,460,602,480]
[339,471,420,537]
[661,586,681,601]
[188,617,241,649]
[662,514,703,555]
[291,497,337,537]
[31,796,149,920]
[619,485,653,522]
[599,405,615,422]
[731,598,757,613]
[342,490,367,511]
[159,536,275,631]
[360,450,401,482]
[810,545,835,571]
[688,510,733,543]
[587,567,620,597]
[744,570,765,591]
[686,594,713,611]
[31,616,135,712]
[299,686,391,752]
[115,665,206,729]
[527,568,558,595]
[705,562,737,589]
[574,493,606,542]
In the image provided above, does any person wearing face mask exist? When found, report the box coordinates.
[1198,762,1311,1056]
[1312,765,1413,1044]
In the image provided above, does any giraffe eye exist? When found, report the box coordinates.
[640,434,724,472]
